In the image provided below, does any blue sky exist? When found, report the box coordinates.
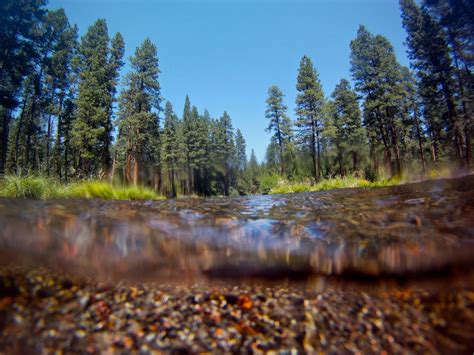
[48,0,411,162]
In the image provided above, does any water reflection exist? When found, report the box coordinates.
[0,175,473,283]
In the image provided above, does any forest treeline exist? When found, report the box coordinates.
[0,0,472,197]
[264,0,472,183]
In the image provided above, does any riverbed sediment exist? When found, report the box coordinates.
[1,266,473,354]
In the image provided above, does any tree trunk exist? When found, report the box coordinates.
[311,118,318,182]
[352,151,358,172]
[54,94,65,181]
[316,132,322,179]
[0,109,11,174]
[110,152,116,184]
[276,115,285,176]
[13,96,28,172]
[133,157,139,186]
[186,150,192,195]
[375,109,392,176]
[169,162,176,198]
[45,88,56,176]
[125,153,132,184]
[414,108,426,173]
[449,30,471,167]
[388,118,402,177]
[440,79,463,165]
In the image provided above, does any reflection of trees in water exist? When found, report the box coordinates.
[0,175,472,281]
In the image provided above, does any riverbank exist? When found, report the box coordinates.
[267,167,457,195]
[0,266,473,353]
[0,169,457,200]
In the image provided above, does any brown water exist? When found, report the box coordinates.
[0,175,473,287]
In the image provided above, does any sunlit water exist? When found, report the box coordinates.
[0,175,473,288]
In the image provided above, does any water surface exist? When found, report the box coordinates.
[0,175,473,286]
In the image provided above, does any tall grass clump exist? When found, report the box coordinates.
[115,184,162,200]
[64,181,163,200]
[0,175,163,200]
[0,175,59,199]
[269,175,406,195]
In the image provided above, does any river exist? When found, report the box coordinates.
[0,175,473,353]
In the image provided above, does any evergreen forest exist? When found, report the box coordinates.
[0,0,472,198]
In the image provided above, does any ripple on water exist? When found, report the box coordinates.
[0,175,473,287]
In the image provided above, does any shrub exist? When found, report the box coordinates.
[260,174,282,194]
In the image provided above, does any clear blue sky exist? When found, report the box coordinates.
[48,0,410,163]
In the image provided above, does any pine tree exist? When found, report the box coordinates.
[197,109,213,195]
[265,85,292,176]
[56,96,75,181]
[328,79,366,175]
[0,0,47,173]
[295,56,326,181]
[400,0,466,166]
[161,101,179,197]
[235,129,247,171]
[247,149,260,191]
[6,8,77,175]
[72,19,124,177]
[423,0,472,164]
[180,95,196,194]
[399,66,427,172]
[104,32,124,173]
[350,26,407,176]
[42,9,77,175]
[213,111,236,196]
[190,106,209,195]
[264,139,280,174]
[116,38,161,186]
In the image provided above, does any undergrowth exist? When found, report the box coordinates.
[269,175,404,194]
[0,175,163,200]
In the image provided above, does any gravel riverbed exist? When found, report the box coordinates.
[1,266,473,354]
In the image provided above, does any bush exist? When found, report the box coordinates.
[260,174,282,194]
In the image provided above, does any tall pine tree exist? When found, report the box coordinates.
[295,56,326,181]
[72,19,124,177]
[265,85,293,176]
[116,38,161,186]
[161,101,179,197]
[400,0,467,166]
[328,79,366,175]
[350,26,408,176]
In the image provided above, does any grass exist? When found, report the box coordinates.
[269,175,405,195]
[0,166,459,200]
[0,175,163,200]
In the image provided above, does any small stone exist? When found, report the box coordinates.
[237,295,252,310]
[123,335,134,350]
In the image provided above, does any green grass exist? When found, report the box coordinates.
[0,175,163,200]
[269,175,404,195]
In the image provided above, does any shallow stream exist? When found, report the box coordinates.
[1,175,473,289]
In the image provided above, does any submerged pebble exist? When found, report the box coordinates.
[0,267,473,353]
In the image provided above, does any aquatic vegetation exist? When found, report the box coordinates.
[0,175,163,200]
